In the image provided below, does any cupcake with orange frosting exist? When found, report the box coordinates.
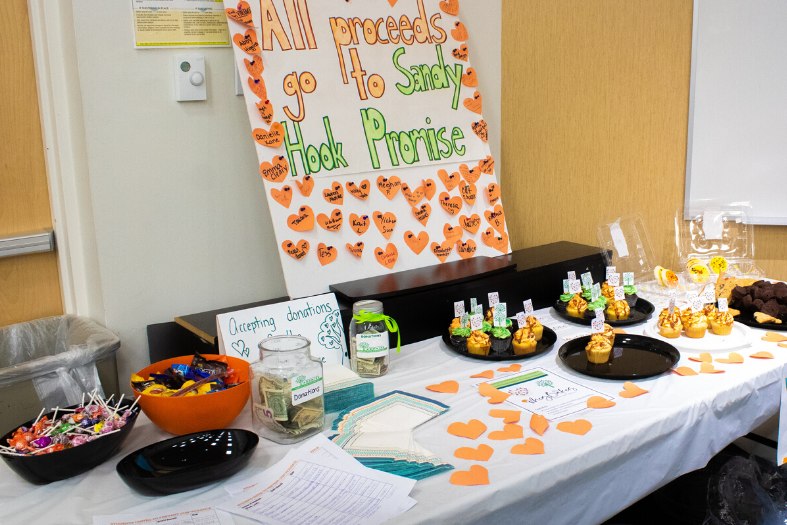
[467,330,491,355]
[512,328,537,355]
[684,312,708,338]
[524,316,543,341]
[658,311,682,338]
[596,323,615,347]
[567,294,588,318]
[702,304,717,322]
[606,300,630,321]
[710,311,734,336]
[601,282,615,304]
[448,317,461,337]
[585,338,612,364]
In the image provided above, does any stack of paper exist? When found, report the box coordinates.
[329,391,454,480]
[323,364,375,413]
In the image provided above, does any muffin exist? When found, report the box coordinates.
[684,312,708,338]
[524,316,543,341]
[606,300,630,321]
[490,326,512,355]
[710,311,734,336]
[451,326,471,351]
[467,330,491,355]
[512,328,537,355]
[623,285,638,308]
[585,338,612,364]
[448,317,461,337]
[702,304,717,322]
[567,294,588,318]
[658,311,682,338]
[601,282,615,303]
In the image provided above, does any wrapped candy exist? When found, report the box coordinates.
[131,352,244,398]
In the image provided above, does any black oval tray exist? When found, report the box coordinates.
[553,298,655,327]
[733,311,787,331]
[558,334,680,380]
[441,326,557,361]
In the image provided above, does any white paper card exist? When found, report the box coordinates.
[454,301,465,317]
[718,298,729,312]
[470,298,477,312]
[591,318,604,333]
[687,291,699,302]
[470,314,483,331]
[691,298,704,313]
[93,504,235,525]
[569,280,582,294]
[606,266,616,278]
[609,221,630,258]
[460,312,469,328]
[608,273,620,287]
[567,271,576,280]
[475,304,483,315]
[703,211,725,240]
[595,308,605,321]
[493,303,507,327]
[581,272,593,288]
[563,279,570,294]
[523,299,533,315]
[216,293,346,364]
[614,286,625,301]
[488,292,499,307]
[591,283,601,302]
[623,272,634,286]
[516,312,527,330]
[702,288,716,304]
[669,296,676,315]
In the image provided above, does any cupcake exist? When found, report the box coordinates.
[467,330,491,355]
[710,311,734,336]
[448,317,461,337]
[567,294,588,318]
[702,304,717,322]
[451,326,471,351]
[601,282,615,303]
[684,312,708,338]
[658,311,682,338]
[559,292,573,305]
[598,323,615,347]
[485,309,494,324]
[606,300,630,321]
[490,326,512,355]
[623,285,638,308]
[482,320,493,333]
[680,308,692,327]
[659,308,669,322]
[512,328,537,355]
[585,338,612,364]
[524,316,543,341]
[587,296,607,313]
[581,287,593,303]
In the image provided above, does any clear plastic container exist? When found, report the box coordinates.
[596,214,657,285]
[250,335,324,444]
[349,300,390,378]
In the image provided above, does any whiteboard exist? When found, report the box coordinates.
[685,0,787,225]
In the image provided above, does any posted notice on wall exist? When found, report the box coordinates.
[216,293,347,365]
[132,0,230,48]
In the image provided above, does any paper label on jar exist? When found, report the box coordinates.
[291,372,324,406]
[355,332,389,359]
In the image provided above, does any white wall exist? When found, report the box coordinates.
[67,0,501,387]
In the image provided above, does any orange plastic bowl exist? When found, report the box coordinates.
[131,355,251,435]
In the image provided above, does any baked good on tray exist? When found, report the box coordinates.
[710,311,734,335]
[606,300,630,321]
[467,330,491,355]
[728,279,787,324]
[585,338,612,364]
[567,294,588,318]
[490,326,512,355]
[450,327,471,351]
[658,310,682,339]
[684,312,708,338]
[523,316,543,341]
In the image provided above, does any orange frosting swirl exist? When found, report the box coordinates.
[714,311,733,326]
[585,339,612,352]
[525,316,542,330]
[468,330,490,345]
[568,294,587,310]
[514,328,536,344]
[686,312,708,328]
[658,312,682,329]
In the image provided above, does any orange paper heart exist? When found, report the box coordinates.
[450,465,489,486]
[459,164,482,184]
[454,444,493,462]
[437,169,460,191]
[452,44,468,61]
[451,21,469,42]
[470,370,494,379]
[486,183,501,206]
[715,352,744,364]
[613,328,627,334]
[374,243,398,269]
[256,99,273,124]
[478,156,495,175]
[259,155,288,182]
[484,204,506,234]
[373,211,397,239]
[387,0,397,6]
[447,419,487,440]
[511,437,545,456]
[688,353,712,363]
[456,239,477,259]
[439,192,463,216]
[346,242,364,258]
[462,67,478,87]
[459,214,481,234]
[346,180,370,200]
[472,119,489,142]
[322,182,343,205]
[762,332,787,343]
[489,409,520,424]
[413,203,431,226]
[403,230,429,254]
[253,122,284,148]
[700,362,725,374]
[464,91,482,114]
[226,1,254,25]
[440,0,460,16]
[316,243,337,266]
[422,179,436,200]
[281,239,309,260]
[444,224,463,244]
[481,228,509,253]
[376,176,401,200]
[233,29,259,54]
[349,213,370,236]
[780,343,787,349]
[489,423,524,441]
[459,183,477,206]
[750,351,775,359]
[270,186,292,208]
[431,240,454,263]
[556,419,592,436]
[247,76,267,100]
[295,175,313,196]
[497,364,522,373]
[244,55,263,77]
[530,414,549,436]
[674,366,699,376]
[587,396,616,409]
[618,382,648,398]
[287,205,314,231]
[479,382,511,404]
[316,209,343,232]
[401,184,425,207]
[426,380,459,394]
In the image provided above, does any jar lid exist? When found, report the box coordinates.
[353,299,383,315]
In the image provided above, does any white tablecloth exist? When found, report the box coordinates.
[1,300,785,525]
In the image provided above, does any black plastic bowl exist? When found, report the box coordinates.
[1,400,140,484]
[116,429,258,496]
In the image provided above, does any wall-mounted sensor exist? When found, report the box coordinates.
[174,54,206,101]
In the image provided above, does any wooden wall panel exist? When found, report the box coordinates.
[0,0,63,326]
[501,0,787,281]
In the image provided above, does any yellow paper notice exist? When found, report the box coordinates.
[132,0,230,47]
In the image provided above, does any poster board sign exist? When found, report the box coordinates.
[224,0,510,298]
[216,293,347,365]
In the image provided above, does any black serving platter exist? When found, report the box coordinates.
[116,429,258,496]
[1,400,140,485]
[553,298,655,327]
[733,311,787,331]
[442,326,557,361]
[558,334,680,380]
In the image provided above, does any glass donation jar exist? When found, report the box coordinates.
[349,300,399,378]
[249,335,324,444]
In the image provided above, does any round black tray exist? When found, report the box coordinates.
[441,326,557,361]
[733,311,787,331]
[558,334,679,380]
[553,298,655,327]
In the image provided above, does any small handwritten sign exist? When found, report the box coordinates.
[569,280,582,294]
[516,312,527,329]
[691,298,703,313]
[461,312,469,328]
[614,286,625,301]
[591,283,601,302]
[523,299,533,315]
[608,273,620,287]
[488,292,499,307]
[470,313,483,331]
[591,317,604,333]
[668,296,676,315]
[567,271,576,280]
[454,301,465,317]
[606,266,616,279]
[470,298,477,313]
[475,304,483,315]
[702,288,716,304]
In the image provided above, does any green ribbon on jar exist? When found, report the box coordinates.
[353,310,401,353]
